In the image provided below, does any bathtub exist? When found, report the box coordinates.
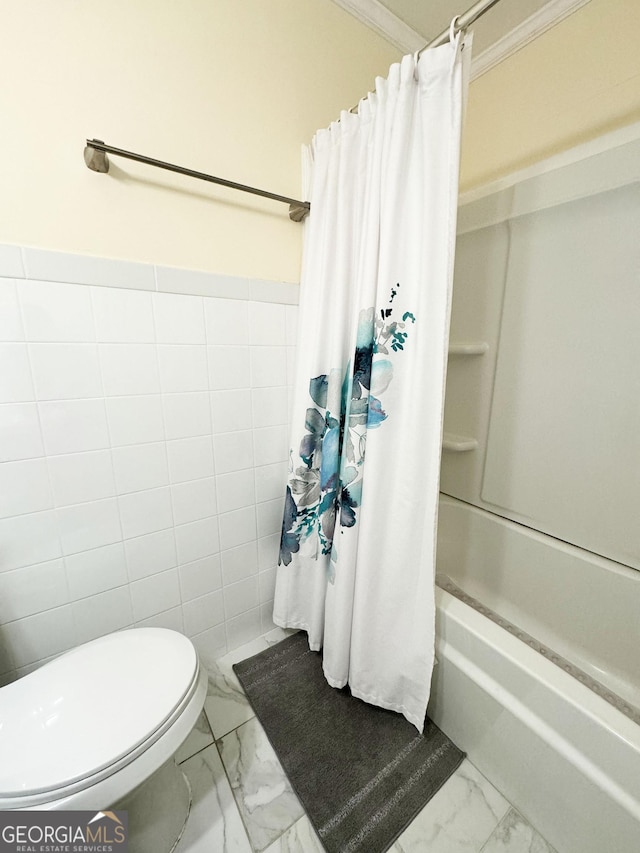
[428,495,640,853]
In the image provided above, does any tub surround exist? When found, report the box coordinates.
[444,126,640,571]
[434,126,640,853]
[0,244,299,683]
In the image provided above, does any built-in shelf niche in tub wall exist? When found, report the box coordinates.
[442,343,488,453]
[440,211,510,502]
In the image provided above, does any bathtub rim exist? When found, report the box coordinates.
[431,585,640,852]
[433,585,640,758]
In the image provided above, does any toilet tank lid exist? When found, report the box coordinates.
[0,628,199,798]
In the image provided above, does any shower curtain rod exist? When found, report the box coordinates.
[83,139,311,222]
[418,0,502,53]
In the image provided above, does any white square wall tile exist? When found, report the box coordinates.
[175,518,220,565]
[259,567,277,604]
[47,450,116,507]
[91,286,155,343]
[153,292,205,344]
[157,345,208,393]
[191,625,228,664]
[211,389,252,433]
[253,425,288,466]
[0,344,34,402]
[225,607,263,651]
[285,305,299,346]
[170,477,217,525]
[2,604,77,668]
[178,554,222,602]
[39,398,110,455]
[221,541,258,586]
[99,344,160,396]
[258,533,280,571]
[216,469,255,514]
[218,506,256,551]
[118,487,173,539]
[203,298,248,345]
[0,458,52,518]
[286,346,297,385]
[257,497,285,538]
[112,442,169,494]
[65,542,128,599]
[56,498,121,556]
[255,462,288,503]
[0,510,61,571]
[166,436,215,484]
[0,280,24,340]
[207,346,250,390]
[252,386,289,428]
[19,280,95,342]
[260,602,278,637]
[124,529,177,581]
[137,606,184,633]
[0,559,68,623]
[130,568,181,621]
[250,346,287,388]
[105,395,164,446]
[213,431,253,475]
[248,302,286,346]
[73,586,134,644]
[0,403,44,461]
[183,590,225,637]
[29,343,102,400]
[162,392,211,439]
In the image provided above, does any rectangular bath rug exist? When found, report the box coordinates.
[233,632,464,853]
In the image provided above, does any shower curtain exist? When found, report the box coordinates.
[274,33,471,731]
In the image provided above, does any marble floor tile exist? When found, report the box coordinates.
[218,716,304,852]
[177,743,252,853]
[204,637,269,740]
[262,816,324,853]
[176,710,214,764]
[480,808,557,853]
[390,759,511,853]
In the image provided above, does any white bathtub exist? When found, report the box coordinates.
[428,496,640,853]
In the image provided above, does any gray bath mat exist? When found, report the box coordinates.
[233,632,464,853]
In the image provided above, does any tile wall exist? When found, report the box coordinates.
[0,245,298,684]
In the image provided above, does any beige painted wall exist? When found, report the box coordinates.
[3,0,639,280]
[461,0,640,191]
[0,0,399,283]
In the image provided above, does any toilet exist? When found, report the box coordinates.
[0,627,208,853]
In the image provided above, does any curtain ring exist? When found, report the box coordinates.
[448,15,460,44]
[413,48,420,80]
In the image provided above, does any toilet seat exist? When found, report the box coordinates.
[0,628,207,810]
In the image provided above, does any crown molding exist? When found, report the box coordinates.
[470,0,592,80]
[331,0,424,53]
[332,0,592,78]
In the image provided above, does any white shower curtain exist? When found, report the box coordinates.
[274,33,471,731]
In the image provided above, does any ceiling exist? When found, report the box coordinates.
[376,0,554,54]
[332,0,589,68]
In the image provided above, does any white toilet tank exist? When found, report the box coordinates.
[0,628,204,809]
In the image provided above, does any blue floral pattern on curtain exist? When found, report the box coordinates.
[280,286,416,580]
